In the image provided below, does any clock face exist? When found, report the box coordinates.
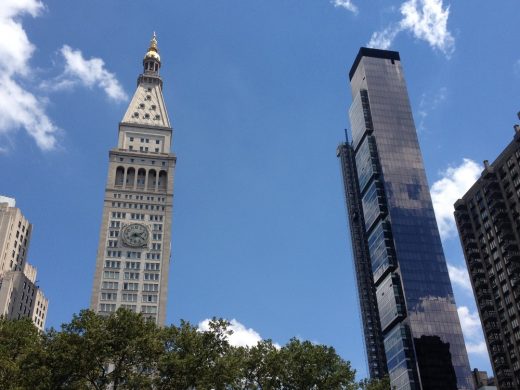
[121,223,149,247]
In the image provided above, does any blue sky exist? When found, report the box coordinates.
[1,0,519,379]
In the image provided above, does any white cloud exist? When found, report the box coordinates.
[515,59,520,77]
[447,263,471,293]
[0,0,60,150]
[0,75,59,150]
[457,306,481,339]
[368,0,455,56]
[0,195,16,207]
[0,0,41,75]
[198,318,263,348]
[400,0,454,54]
[55,45,127,102]
[465,340,488,356]
[457,306,488,357]
[332,0,358,14]
[430,158,481,240]
[417,87,447,132]
[367,26,401,50]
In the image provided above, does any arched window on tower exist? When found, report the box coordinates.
[137,168,146,188]
[158,170,167,191]
[148,170,157,191]
[126,167,135,188]
[115,166,124,186]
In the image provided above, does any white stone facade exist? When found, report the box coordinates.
[0,199,48,331]
[90,36,175,325]
[0,200,31,275]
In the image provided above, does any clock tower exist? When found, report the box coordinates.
[90,34,175,325]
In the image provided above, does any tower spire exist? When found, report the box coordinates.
[143,32,161,75]
[124,33,170,127]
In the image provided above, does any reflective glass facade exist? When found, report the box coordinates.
[340,48,473,390]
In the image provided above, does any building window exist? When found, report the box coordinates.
[106,250,122,258]
[102,281,118,290]
[124,272,140,280]
[104,260,121,269]
[99,304,116,312]
[125,261,140,270]
[123,282,139,291]
[142,294,158,303]
[103,271,120,279]
[101,292,117,301]
[122,293,138,302]
[143,283,159,292]
[141,305,157,314]
[145,263,160,271]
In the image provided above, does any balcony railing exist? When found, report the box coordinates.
[482,311,497,322]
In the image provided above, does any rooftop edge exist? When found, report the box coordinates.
[349,47,401,80]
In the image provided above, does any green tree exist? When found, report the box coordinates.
[0,310,362,390]
[358,376,392,390]
[156,318,241,390]
[239,339,282,390]
[45,309,162,390]
[278,338,356,390]
[0,317,45,390]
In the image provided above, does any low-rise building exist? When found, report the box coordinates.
[0,196,48,330]
[472,368,497,389]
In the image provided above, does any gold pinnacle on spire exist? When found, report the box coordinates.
[144,32,160,62]
[149,32,158,52]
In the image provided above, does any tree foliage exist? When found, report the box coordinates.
[0,310,390,389]
[358,376,392,390]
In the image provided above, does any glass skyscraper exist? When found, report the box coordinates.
[338,47,473,390]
